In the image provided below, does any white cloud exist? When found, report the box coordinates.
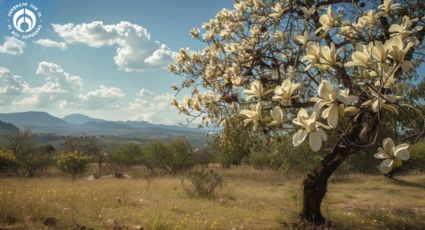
[136,88,153,97]
[36,61,82,93]
[34,38,67,50]
[79,85,124,109]
[1,64,128,112]
[0,37,25,55]
[126,92,182,124]
[16,62,83,107]
[52,21,177,72]
[0,67,29,105]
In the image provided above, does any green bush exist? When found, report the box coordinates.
[0,149,18,174]
[249,150,272,170]
[108,143,144,173]
[181,168,223,198]
[248,136,320,172]
[145,137,194,174]
[403,141,425,173]
[55,151,91,180]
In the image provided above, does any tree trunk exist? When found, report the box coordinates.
[98,158,102,176]
[300,110,379,224]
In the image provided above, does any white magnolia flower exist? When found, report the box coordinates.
[378,0,402,15]
[240,103,262,131]
[386,35,414,71]
[320,43,340,66]
[272,79,300,105]
[244,80,264,101]
[357,10,378,29]
[301,7,315,18]
[345,43,374,68]
[363,88,398,114]
[302,42,321,71]
[270,3,286,21]
[292,108,329,152]
[191,28,200,38]
[268,106,284,127]
[295,31,309,45]
[374,138,410,174]
[316,6,338,33]
[311,80,357,128]
[389,16,421,39]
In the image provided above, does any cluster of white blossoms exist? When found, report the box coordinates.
[170,0,422,173]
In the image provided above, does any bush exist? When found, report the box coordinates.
[145,137,194,174]
[403,141,425,173]
[108,143,144,173]
[181,168,223,198]
[249,150,271,170]
[0,149,18,175]
[55,151,91,180]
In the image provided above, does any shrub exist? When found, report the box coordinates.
[181,168,223,198]
[108,143,144,173]
[55,151,91,180]
[249,150,271,170]
[0,149,18,175]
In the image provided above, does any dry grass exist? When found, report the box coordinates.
[0,167,424,229]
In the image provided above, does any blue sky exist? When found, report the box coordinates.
[0,0,232,124]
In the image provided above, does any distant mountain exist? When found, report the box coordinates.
[0,111,67,127]
[0,120,19,135]
[0,111,205,138]
[63,113,105,125]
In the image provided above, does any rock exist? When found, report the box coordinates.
[104,218,118,228]
[85,175,95,181]
[43,217,57,227]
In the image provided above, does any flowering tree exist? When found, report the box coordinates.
[170,0,425,224]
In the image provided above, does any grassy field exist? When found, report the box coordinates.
[1,167,425,229]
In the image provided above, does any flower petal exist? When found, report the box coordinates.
[379,159,394,174]
[293,129,308,146]
[383,138,395,154]
[374,150,389,159]
[327,104,339,128]
[395,144,410,161]
[309,130,322,152]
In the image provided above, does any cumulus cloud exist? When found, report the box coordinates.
[15,62,83,107]
[0,67,29,105]
[125,91,182,124]
[0,37,25,55]
[33,38,67,50]
[52,21,177,72]
[136,88,153,97]
[36,61,82,93]
[79,85,124,109]
[2,63,127,111]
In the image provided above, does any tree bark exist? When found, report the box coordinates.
[97,158,102,176]
[300,110,379,224]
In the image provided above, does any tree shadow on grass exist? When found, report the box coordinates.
[389,178,425,189]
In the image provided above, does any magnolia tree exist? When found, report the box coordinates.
[169,0,425,224]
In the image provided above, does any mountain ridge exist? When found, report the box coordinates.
[0,112,204,137]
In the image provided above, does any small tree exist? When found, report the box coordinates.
[55,151,91,180]
[0,149,18,175]
[167,137,194,174]
[214,117,259,167]
[170,0,425,224]
[62,135,104,176]
[144,140,171,173]
[108,143,144,173]
[4,130,54,176]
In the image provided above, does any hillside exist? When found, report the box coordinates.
[0,112,205,139]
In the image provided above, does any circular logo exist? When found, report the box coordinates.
[7,3,42,39]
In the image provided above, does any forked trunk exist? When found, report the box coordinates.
[300,110,378,224]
